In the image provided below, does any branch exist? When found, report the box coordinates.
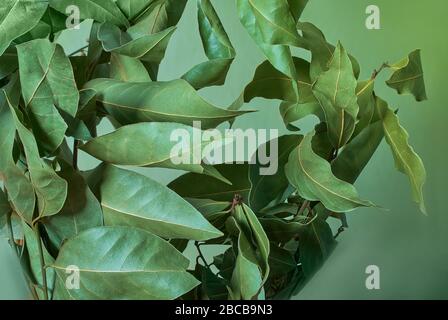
[73,139,79,170]
[371,62,390,80]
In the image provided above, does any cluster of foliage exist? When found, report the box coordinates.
[0,0,426,300]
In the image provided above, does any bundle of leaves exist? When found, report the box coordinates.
[0,0,426,300]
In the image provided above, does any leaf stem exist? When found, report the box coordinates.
[34,224,49,300]
[6,210,19,256]
[334,226,345,239]
[73,139,79,170]
[371,62,390,80]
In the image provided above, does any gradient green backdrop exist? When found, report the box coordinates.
[1,0,447,299]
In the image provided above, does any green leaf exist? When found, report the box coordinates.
[98,22,175,66]
[0,77,36,223]
[9,104,67,220]
[51,226,199,300]
[42,166,103,249]
[244,57,314,103]
[169,164,251,202]
[376,97,427,213]
[285,132,375,213]
[249,135,302,213]
[109,53,151,82]
[386,49,427,101]
[0,188,15,239]
[197,264,229,300]
[239,0,303,47]
[116,0,160,21]
[22,222,55,299]
[0,48,18,80]
[268,245,297,277]
[40,7,68,35]
[125,0,187,35]
[187,198,230,230]
[298,22,360,81]
[80,122,230,179]
[90,164,223,241]
[297,217,336,277]
[260,217,305,243]
[49,0,129,28]
[214,248,236,282]
[229,203,270,300]
[287,0,309,22]
[85,78,248,129]
[182,0,235,90]
[17,39,79,152]
[312,42,359,149]
[0,0,48,55]
[236,0,299,81]
[332,97,384,184]
[353,79,375,137]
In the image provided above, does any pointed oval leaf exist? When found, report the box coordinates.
[285,132,375,213]
[376,97,427,213]
[236,0,299,81]
[42,167,103,249]
[109,53,151,82]
[182,0,235,89]
[0,0,48,55]
[17,39,79,152]
[312,43,358,149]
[85,78,248,129]
[51,226,199,300]
[92,165,223,241]
[80,122,229,178]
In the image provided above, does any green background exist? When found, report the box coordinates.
[1,0,447,299]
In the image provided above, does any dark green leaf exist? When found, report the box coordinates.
[169,164,251,202]
[298,217,336,277]
[249,135,302,213]
[386,49,427,101]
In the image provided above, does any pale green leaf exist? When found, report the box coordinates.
[51,226,199,300]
